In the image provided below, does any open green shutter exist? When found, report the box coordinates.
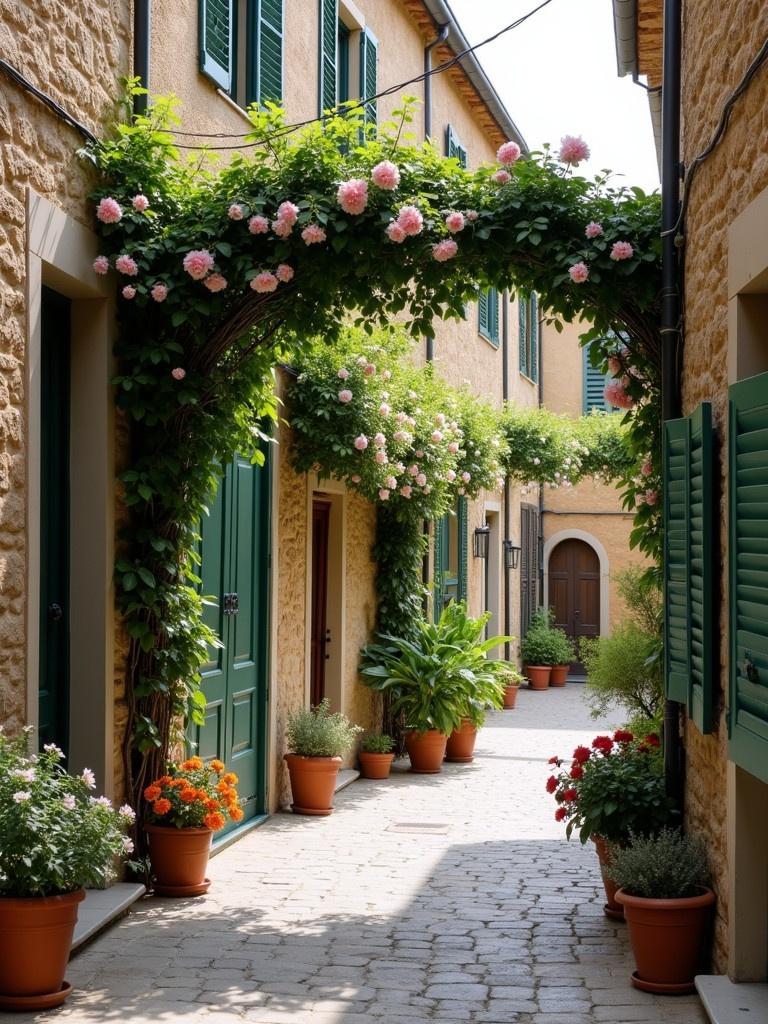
[359,28,377,127]
[318,0,337,114]
[529,293,539,383]
[433,517,445,621]
[583,345,613,412]
[518,293,528,376]
[729,374,768,780]
[689,403,714,732]
[200,0,234,91]
[255,0,283,105]
[664,416,692,704]
[478,289,489,338]
[445,125,467,167]
[458,497,468,602]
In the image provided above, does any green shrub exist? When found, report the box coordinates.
[286,700,362,757]
[583,623,662,722]
[608,828,710,899]
[360,732,394,754]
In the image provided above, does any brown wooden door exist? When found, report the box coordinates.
[310,501,331,707]
[548,539,600,674]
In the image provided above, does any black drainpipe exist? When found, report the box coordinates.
[133,0,152,115]
[502,292,512,660]
[660,0,684,805]
[537,312,544,615]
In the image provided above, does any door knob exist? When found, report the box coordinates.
[48,603,63,622]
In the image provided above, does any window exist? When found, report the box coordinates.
[434,498,468,619]
[518,291,539,382]
[200,0,283,108]
[583,343,619,413]
[445,125,468,167]
[478,288,500,346]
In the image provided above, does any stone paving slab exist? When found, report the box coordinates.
[18,686,708,1023]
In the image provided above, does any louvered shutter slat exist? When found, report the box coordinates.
[478,289,489,338]
[319,0,337,114]
[688,402,714,732]
[360,29,377,127]
[200,0,233,91]
[664,419,692,705]
[458,497,468,602]
[258,0,283,105]
[518,294,528,376]
[529,293,539,382]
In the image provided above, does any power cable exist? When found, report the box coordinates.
[0,57,98,144]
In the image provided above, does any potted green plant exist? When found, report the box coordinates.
[0,730,134,1011]
[500,667,523,708]
[446,651,510,763]
[549,629,576,686]
[520,614,560,688]
[546,729,672,919]
[284,700,362,815]
[358,733,395,780]
[611,829,714,993]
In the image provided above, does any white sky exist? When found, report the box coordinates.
[447,0,661,193]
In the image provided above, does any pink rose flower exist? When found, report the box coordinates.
[350,475,361,484]
[338,368,350,379]
[497,140,522,165]
[396,205,423,236]
[277,201,299,226]
[385,475,397,489]
[151,283,169,302]
[445,211,465,234]
[386,221,407,243]
[354,434,369,451]
[465,210,479,222]
[435,414,445,426]
[374,432,386,447]
[492,169,512,185]
[121,285,136,299]
[364,364,376,377]
[610,240,634,261]
[431,430,443,442]
[371,160,400,190]
[461,471,471,483]
[607,355,622,374]
[379,403,390,416]
[115,254,138,276]
[96,197,122,224]
[559,135,590,165]
[585,221,603,239]
[568,262,589,284]
[251,271,278,293]
[132,194,149,212]
[375,451,387,464]
[378,489,390,501]
[272,219,292,238]
[301,224,327,245]
[641,459,653,476]
[433,239,458,262]
[446,470,456,482]
[393,430,407,442]
[171,367,186,381]
[248,215,269,234]
[382,369,392,379]
[337,178,368,215]
[183,249,215,280]
[338,389,353,403]
[416,473,427,487]
[228,203,245,220]
[204,273,228,292]
[604,379,635,409]
[645,489,658,506]
[395,412,407,424]
[408,465,419,477]
[448,441,459,454]
[356,357,368,366]
[400,485,412,499]
[276,263,294,282]
[92,255,109,275]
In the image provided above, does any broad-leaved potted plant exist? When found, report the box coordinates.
[358,732,395,780]
[0,730,134,1011]
[549,628,576,686]
[284,700,362,815]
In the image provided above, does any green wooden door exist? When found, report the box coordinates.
[39,288,71,756]
[191,452,271,832]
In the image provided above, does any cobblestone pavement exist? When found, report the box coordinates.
[26,686,707,1024]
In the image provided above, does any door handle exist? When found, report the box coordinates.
[324,628,331,643]
[48,603,63,622]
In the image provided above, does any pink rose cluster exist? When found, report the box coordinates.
[559,135,590,166]
[96,197,122,224]
[432,239,458,262]
[183,249,215,281]
[337,178,368,215]
[604,379,635,410]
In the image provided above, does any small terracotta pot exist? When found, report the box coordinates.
[549,664,570,686]
[616,886,716,994]
[359,751,395,780]
[502,684,519,709]
[0,888,84,1010]
[445,720,478,763]
[145,824,213,896]
[525,664,552,689]
[405,729,447,773]
[592,835,624,920]
[284,753,342,815]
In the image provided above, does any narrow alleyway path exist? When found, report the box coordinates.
[30,688,706,1024]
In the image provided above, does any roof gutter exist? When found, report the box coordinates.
[419,0,527,152]
[611,0,662,175]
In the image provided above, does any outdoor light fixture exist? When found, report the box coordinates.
[473,524,491,560]
[503,539,522,570]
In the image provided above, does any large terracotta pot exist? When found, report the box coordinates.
[145,824,212,896]
[525,665,551,689]
[549,664,570,686]
[405,729,447,773]
[616,886,716,994]
[445,720,478,763]
[592,835,624,920]
[359,752,395,780]
[502,684,519,709]
[284,753,342,815]
[0,888,84,1011]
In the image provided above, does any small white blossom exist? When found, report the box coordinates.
[121,836,135,855]
[81,768,96,789]
[13,791,31,803]
[62,794,76,810]
[11,767,35,783]
[43,743,64,759]
[118,804,136,823]
[90,795,112,808]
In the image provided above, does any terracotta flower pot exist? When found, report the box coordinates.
[145,824,213,896]
[0,888,84,1011]
[616,886,716,994]
[405,729,447,773]
[284,753,342,815]
[549,664,570,686]
[502,684,519,709]
[359,751,395,780]
[525,664,552,689]
[592,835,624,920]
[445,720,478,763]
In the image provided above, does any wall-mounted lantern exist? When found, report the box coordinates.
[503,538,522,570]
[472,524,491,560]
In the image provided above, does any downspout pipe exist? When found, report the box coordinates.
[537,313,544,618]
[424,21,450,144]
[502,292,512,661]
[134,0,152,115]
[660,0,684,805]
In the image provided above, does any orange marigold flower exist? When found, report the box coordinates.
[216,780,231,795]
[195,789,209,801]
[143,785,161,802]
[210,760,225,773]
[205,798,220,812]
[179,788,198,804]
[222,772,238,786]
[203,812,226,831]
[169,777,188,788]
[181,757,203,772]
[158,775,173,785]
[229,806,244,822]
[153,798,171,815]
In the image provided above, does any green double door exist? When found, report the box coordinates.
[191,453,271,833]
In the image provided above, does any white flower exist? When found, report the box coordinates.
[11,767,35,782]
[90,795,112,808]
[43,743,64,759]
[81,768,96,789]
[13,791,31,803]
[62,794,76,810]
[121,836,135,855]
[119,804,136,823]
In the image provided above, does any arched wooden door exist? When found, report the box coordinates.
[548,539,600,675]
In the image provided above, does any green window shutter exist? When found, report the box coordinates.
[359,28,378,127]
[583,345,613,412]
[478,289,489,338]
[729,374,768,779]
[433,517,445,622]
[337,21,350,104]
[250,0,283,106]
[518,292,528,376]
[445,125,467,167]
[458,497,468,602]
[200,0,234,91]
[529,293,539,382]
[318,0,337,114]
[689,403,714,733]
[663,416,692,705]
[485,288,500,346]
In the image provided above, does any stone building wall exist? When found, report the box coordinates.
[677,0,768,972]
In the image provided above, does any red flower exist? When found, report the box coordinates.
[572,745,591,763]
[563,787,578,802]
[570,763,584,780]
[554,806,567,822]
[644,733,661,747]
[613,729,634,743]
[545,775,558,794]
[548,756,560,765]
[592,735,614,754]
[637,743,649,753]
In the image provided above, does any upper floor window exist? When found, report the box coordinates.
[583,343,620,412]
[200,0,283,108]
[479,287,500,346]
[445,124,468,167]
[318,2,377,127]
[518,291,539,383]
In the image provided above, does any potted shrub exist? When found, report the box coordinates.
[358,733,395,779]
[546,729,672,919]
[0,731,134,1011]
[549,629,576,686]
[611,829,714,993]
[284,699,362,815]
[446,655,509,764]
[520,615,560,688]
[500,667,523,709]
[143,756,242,895]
